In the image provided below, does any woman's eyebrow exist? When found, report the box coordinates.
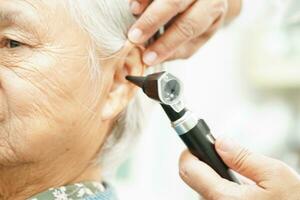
[0,10,20,23]
[0,10,36,32]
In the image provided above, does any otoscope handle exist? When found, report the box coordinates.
[179,119,239,183]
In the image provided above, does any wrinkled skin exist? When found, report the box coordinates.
[0,0,144,199]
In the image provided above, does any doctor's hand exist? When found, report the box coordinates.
[128,0,241,66]
[179,138,300,200]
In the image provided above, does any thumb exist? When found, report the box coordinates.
[215,138,281,184]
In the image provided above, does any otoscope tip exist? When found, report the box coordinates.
[125,75,146,88]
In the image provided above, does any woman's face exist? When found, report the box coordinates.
[0,0,140,187]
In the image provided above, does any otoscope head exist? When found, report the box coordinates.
[126,71,185,113]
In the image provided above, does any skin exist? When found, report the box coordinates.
[179,139,300,200]
[128,0,242,65]
[0,0,144,199]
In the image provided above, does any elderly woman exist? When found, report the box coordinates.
[1,0,143,199]
[0,0,241,199]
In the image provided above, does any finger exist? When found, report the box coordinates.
[129,0,151,15]
[143,0,226,65]
[128,0,195,44]
[215,138,291,184]
[179,150,240,199]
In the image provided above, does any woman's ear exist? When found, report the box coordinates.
[101,43,145,121]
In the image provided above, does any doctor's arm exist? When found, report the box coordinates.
[179,138,300,200]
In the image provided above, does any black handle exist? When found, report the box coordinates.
[180,119,239,183]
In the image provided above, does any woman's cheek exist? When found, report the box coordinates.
[0,76,6,123]
[0,46,82,119]
[0,64,76,162]
[0,16,96,163]
[0,67,48,163]
[1,68,42,117]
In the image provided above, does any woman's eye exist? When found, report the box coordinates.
[3,39,23,49]
[8,40,22,48]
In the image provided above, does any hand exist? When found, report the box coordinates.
[179,138,300,200]
[128,0,241,66]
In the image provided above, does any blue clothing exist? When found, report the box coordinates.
[28,182,118,200]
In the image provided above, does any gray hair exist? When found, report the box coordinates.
[64,0,155,175]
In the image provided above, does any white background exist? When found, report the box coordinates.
[113,0,300,199]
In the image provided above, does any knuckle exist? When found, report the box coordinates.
[179,169,188,182]
[157,40,175,53]
[179,165,188,179]
[233,148,251,171]
[178,159,190,180]
[140,14,158,29]
[173,18,197,39]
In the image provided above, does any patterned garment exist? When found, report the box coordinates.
[28,182,118,200]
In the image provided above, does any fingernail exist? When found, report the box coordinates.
[218,138,238,152]
[128,28,143,43]
[130,1,141,14]
[143,51,158,65]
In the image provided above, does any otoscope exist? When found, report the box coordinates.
[126,71,239,183]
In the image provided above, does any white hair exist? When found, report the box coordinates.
[64,0,157,175]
